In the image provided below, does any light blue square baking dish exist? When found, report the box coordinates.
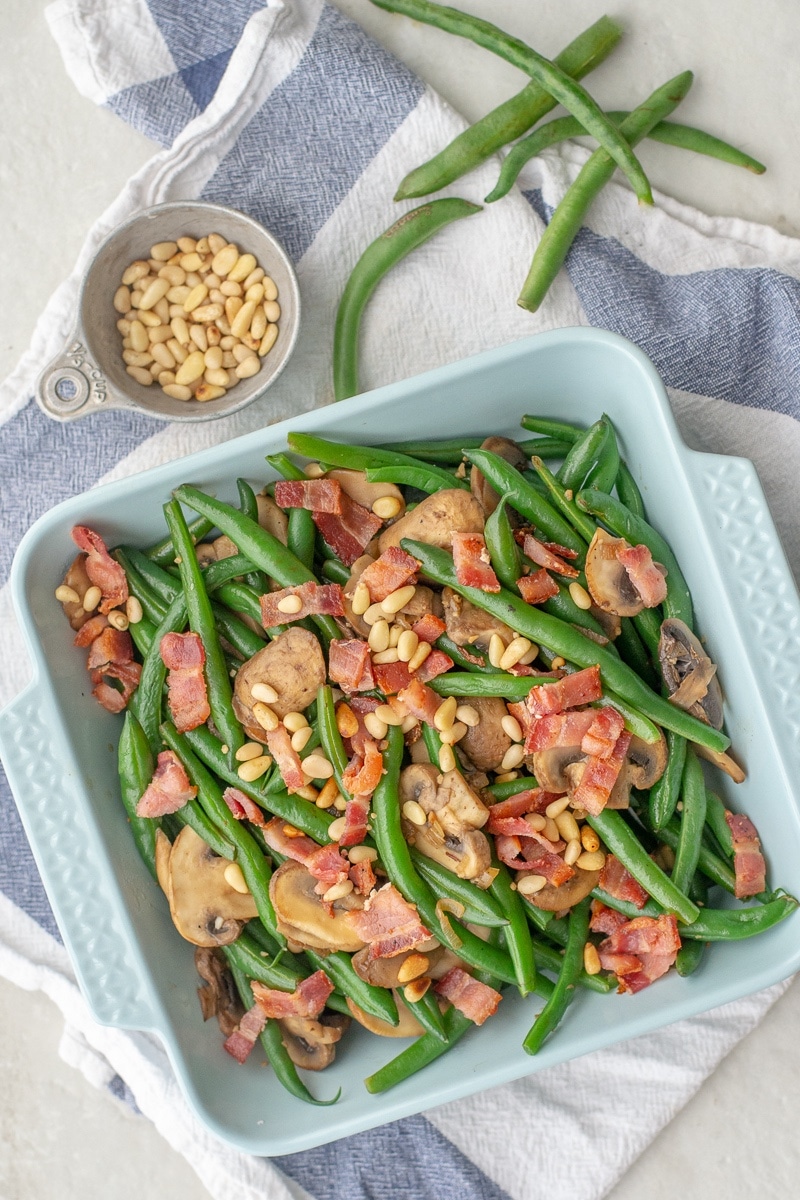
[2,326,800,1155]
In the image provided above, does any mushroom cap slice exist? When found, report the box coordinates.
[327,468,405,516]
[277,1012,350,1070]
[524,867,602,912]
[233,627,326,737]
[658,618,724,729]
[194,947,244,1036]
[470,436,528,517]
[155,828,172,897]
[456,695,513,772]
[257,492,289,545]
[585,528,647,617]
[529,744,587,793]
[60,554,92,631]
[377,488,484,554]
[441,587,514,649]
[347,991,424,1038]
[167,826,258,947]
[403,815,492,881]
[269,860,366,953]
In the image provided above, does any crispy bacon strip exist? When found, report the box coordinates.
[86,626,141,713]
[274,478,343,513]
[495,835,574,886]
[252,970,334,1018]
[71,526,129,614]
[598,853,649,909]
[259,582,345,628]
[372,660,412,696]
[412,613,447,644]
[136,750,197,817]
[452,532,501,592]
[223,1003,267,1063]
[261,818,348,892]
[616,543,668,608]
[265,725,306,792]
[520,532,580,579]
[349,858,376,897]
[598,914,681,993]
[340,795,371,848]
[581,706,626,759]
[345,882,431,959]
[313,493,383,566]
[342,738,384,799]
[590,899,629,936]
[328,638,375,694]
[160,631,210,733]
[434,967,502,1026]
[415,648,454,682]
[571,729,632,816]
[725,811,767,898]
[86,626,134,672]
[396,677,441,725]
[527,665,602,717]
[485,788,559,821]
[524,709,596,754]
[73,614,108,647]
[222,786,266,827]
[358,547,419,602]
[517,569,560,604]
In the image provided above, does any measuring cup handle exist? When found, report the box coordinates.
[36,333,131,422]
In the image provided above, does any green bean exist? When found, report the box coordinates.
[434,634,495,673]
[370,0,653,205]
[518,71,693,312]
[520,416,583,442]
[674,938,706,976]
[364,1003,474,1094]
[615,462,646,520]
[577,487,694,628]
[374,436,571,464]
[465,448,585,552]
[489,862,536,995]
[529,455,596,544]
[671,749,707,895]
[236,478,271,593]
[114,554,168,625]
[648,730,687,831]
[303,946,399,1026]
[144,515,213,565]
[321,558,351,585]
[129,591,186,753]
[587,809,699,924]
[528,924,613,995]
[412,857,509,928]
[704,790,734,858]
[394,15,623,199]
[484,496,523,591]
[223,934,306,993]
[584,418,620,494]
[591,886,661,921]
[117,710,159,878]
[164,500,244,761]
[429,671,533,701]
[172,485,340,643]
[118,545,179,606]
[316,684,350,794]
[523,897,590,1054]
[656,816,737,895]
[556,417,610,492]
[126,612,157,658]
[680,893,797,941]
[265,453,317,570]
[488,110,766,203]
[403,540,729,754]
[365,462,469,494]
[333,197,481,400]
[404,987,448,1042]
[541,578,615,642]
[486,776,539,801]
[287,431,468,488]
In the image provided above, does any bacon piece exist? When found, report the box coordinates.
[73,614,109,647]
[486,788,558,821]
[495,835,574,886]
[274,478,343,513]
[581,706,626,759]
[616,543,668,608]
[373,659,412,696]
[252,970,334,1018]
[725,811,767,898]
[136,750,197,817]
[598,914,681,993]
[265,725,306,792]
[572,729,631,816]
[524,709,596,754]
[434,967,502,1026]
[342,695,382,756]
[313,493,383,566]
[71,526,129,614]
[259,581,345,628]
[160,631,210,733]
[452,532,501,592]
[340,795,371,848]
[520,532,580,579]
[517,569,560,605]
[222,786,266,827]
[527,665,603,717]
[415,648,454,682]
[358,547,419,602]
[345,882,431,959]
[412,613,447,644]
[342,738,384,800]
[87,626,134,672]
[487,814,562,841]
[349,858,376,897]
[598,854,648,909]
[223,1003,267,1063]
[396,677,441,725]
[590,899,629,936]
[328,638,375,694]
[86,626,141,713]
[261,818,348,892]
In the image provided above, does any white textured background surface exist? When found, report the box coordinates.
[2,1,800,1197]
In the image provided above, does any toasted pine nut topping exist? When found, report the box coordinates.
[407,640,432,673]
[348,845,378,864]
[557,811,581,844]
[372,648,400,665]
[351,581,371,615]
[302,753,334,780]
[381,585,416,614]
[82,586,102,613]
[335,703,359,739]
[583,942,601,975]
[235,742,265,762]
[291,727,314,753]
[374,703,404,726]
[304,462,325,478]
[107,610,129,631]
[438,744,457,773]
[494,771,519,783]
[55,585,80,605]
[544,817,561,844]
[236,755,272,782]
[368,619,391,653]
[545,795,571,819]
[564,838,582,867]
[125,596,144,624]
[433,696,458,732]
[402,800,427,826]
[328,816,347,841]
[223,862,250,894]
[252,702,280,732]
[569,582,593,611]
[501,714,524,742]
[525,813,546,832]
[397,629,419,662]
[499,636,533,671]
[363,602,386,626]
[283,710,308,733]
[397,954,430,984]
[364,712,389,740]
[372,495,402,520]
[517,874,547,896]
[439,721,467,746]
[251,682,279,704]
[500,744,525,772]
[455,704,480,727]
[576,850,606,872]
[403,977,431,1004]
[581,827,601,853]
[551,656,566,670]
[323,879,354,903]
[488,633,506,668]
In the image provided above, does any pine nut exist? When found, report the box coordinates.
[245,267,265,290]
[388,626,402,651]
[204,346,224,370]
[211,243,240,277]
[107,609,129,631]
[439,721,467,745]
[323,879,354,904]
[576,850,606,871]
[139,278,170,311]
[374,704,404,726]
[162,384,192,401]
[177,237,196,253]
[544,817,561,843]
[226,252,257,283]
[336,704,359,738]
[368,619,391,652]
[259,324,279,356]
[407,640,432,673]
[455,704,480,727]
[488,633,506,668]
[82,586,102,612]
[130,320,150,352]
[397,954,430,983]
[158,264,186,287]
[277,593,303,614]
[327,816,347,842]
[498,744,524,772]
[252,702,279,732]
[220,280,243,297]
[195,383,227,402]
[401,714,419,733]
[264,300,281,323]
[224,296,243,325]
[245,283,265,304]
[494,771,519,783]
[362,712,388,740]
[438,744,456,773]
[166,285,191,304]
[206,325,222,347]
[55,585,80,604]
[122,261,149,285]
[250,306,268,342]
[372,648,400,665]
[381,585,416,614]
[499,636,533,671]
[545,795,571,819]
[316,778,340,809]
[580,827,600,853]
[583,942,601,975]
[174,351,206,386]
[501,714,524,742]
[402,800,427,826]
[235,742,265,762]
[235,355,261,381]
[363,602,386,627]
[517,643,539,665]
[192,303,225,323]
[397,629,419,662]
[237,755,272,782]
[137,308,162,327]
[372,495,403,520]
[291,727,314,753]
[517,874,547,896]
[150,241,178,262]
[231,300,257,338]
[166,339,188,364]
[551,656,566,670]
[351,582,371,615]
[434,696,458,732]
[148,325,173,344]
[557,811,581,843]
[151,343,176,370]
[123,349,153,367]
[113,286,132,313]
[183,283,209,313]
[564,838,582,867]
[127,365,153,386]
[403,978,431,1004]
[569,582,593,611]
[525,813,547,832]
[302,753,334,780]
[348,845,378,864]
[282,711,308,732]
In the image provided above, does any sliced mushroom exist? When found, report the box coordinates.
[403,816,492,881]
[694,743,746,783]
[155,827,172,896]
[607,730,668,809]
[529,743,587,793]
[524,867,602,912]
[351,942,456,989]
[269,860,365,952]
[585,528,648,617]
[391,585,443,630]
[377,488,484,554]
[59,554,92,631]
[277,1012,350,1070]
[399,765,488,835]
[456,696,513,772]
[441,586,514,648]
[347,991,424,1038]
[257,492,289,545]
[233,627,326,737]
[327,468,405,517]
[470,436,528,517]
[659,618,724,729]
[194,947,244,1036]
[167,826,258,947]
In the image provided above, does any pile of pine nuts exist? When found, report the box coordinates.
[113,233,280,402]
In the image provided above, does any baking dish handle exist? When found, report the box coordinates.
[0,678,159,1031]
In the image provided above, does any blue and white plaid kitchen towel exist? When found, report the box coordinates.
[2,1,800,1197]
